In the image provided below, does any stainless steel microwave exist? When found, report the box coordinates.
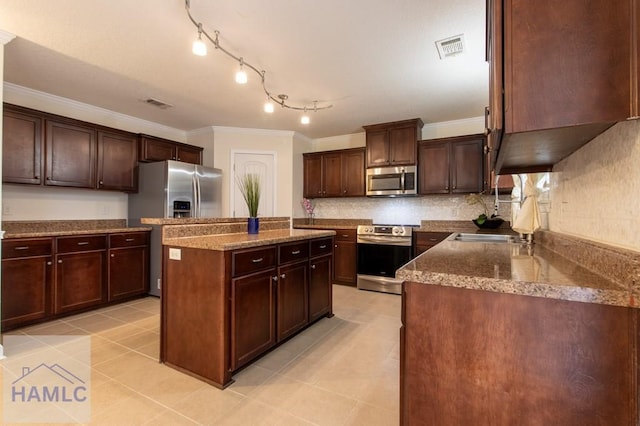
[366,165,417,196]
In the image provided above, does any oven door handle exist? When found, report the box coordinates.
[357,236,411,246]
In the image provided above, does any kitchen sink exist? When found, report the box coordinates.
[452,233,520,243]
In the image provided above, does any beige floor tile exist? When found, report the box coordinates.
[89,336,133,365]
[344,401,399,426]
[96,322,148,343]
[90,378,139,418]
[89,393,170,425]
[280,382,359,426]
[169,385,246,424]
[228,364,275,396]
[102,305,155,322]
[251,373,307,409]
[66,314,127,334]
[134,341,160,360]
[254,346,299,372]
[117,329,159,351]
[143,409,200,425]
[216,399,314,426]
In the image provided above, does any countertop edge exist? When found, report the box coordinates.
[3,227,153,239]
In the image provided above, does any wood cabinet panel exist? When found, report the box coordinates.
[419,135,485,195]
[97,130,138,192]
[56,235,107,253]
[176,145,203,165]
[364,118,423,167]
[3,238,52,259]
[277,261,309,341]
[55,250,105,314]
[45,120,97,188]
[309,254,332,322]
[231,269,277,370]
[401,283,638,425]
[412,232,450,256]
[1,255,52,330]
[138,134,203,165]
[108,246,149,302]
[310,237,333,257]
[2,106,43,184]
[418,141,449,194]
[303,148,365,198]
[232,246,277,277]
[279,241,309,265]
[333,230,357,285]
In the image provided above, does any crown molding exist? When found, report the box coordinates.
[212,125,295,138]
[0,29,16,45]
[3,82,187,141]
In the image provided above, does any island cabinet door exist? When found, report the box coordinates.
[276,261,309,341]
[231,268,277,371]
[308,254,332,322]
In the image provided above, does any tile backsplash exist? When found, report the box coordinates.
[550,120,640,252]
[310,194,512,226]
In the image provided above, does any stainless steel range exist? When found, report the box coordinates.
[356,224,413,295]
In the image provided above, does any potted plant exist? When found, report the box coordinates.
[236,173,261,234]
[465,193,504,229]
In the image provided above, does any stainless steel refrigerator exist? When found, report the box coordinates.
[128,160,222,296]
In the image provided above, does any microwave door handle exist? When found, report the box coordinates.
[400,171,406,194]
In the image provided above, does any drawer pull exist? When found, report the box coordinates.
[125,238,135,242]
[311,264,316,269]
[14,246,30,251]
[280,273,286,279]
[291,250,301,255]
[342,234,349,238]
[77,242,90,246]
[252,257,264,263]
[319,245,327,249]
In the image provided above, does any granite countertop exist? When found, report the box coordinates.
[2,220,152,239]
[142,217,290,225]
[397,233,637,308]
[163,228,336,251]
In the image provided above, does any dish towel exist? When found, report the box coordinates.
[512,177,541,234]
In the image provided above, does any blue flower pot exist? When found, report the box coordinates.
[248,217,259,234]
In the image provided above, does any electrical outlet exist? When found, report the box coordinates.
[157,279,161,289]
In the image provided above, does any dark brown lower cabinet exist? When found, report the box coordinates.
[1,231,150,331]
[231,269,277,371]
[162,236,334,388]
[55,250,106,314]
[309,254,332,322]
[401,282,638,425]
[277,261,309,341]
[333,229,357,285]
[1,238,53,330]
[108,232,150,301]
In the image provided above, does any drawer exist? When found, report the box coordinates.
[334,229,356,242]
[278,241,309,264]
[2,238,53,259]
[56,235,107,253]
[310,237,333,257]
[110,232,149,248]
[414,232,451,246]
[232,246,277,277]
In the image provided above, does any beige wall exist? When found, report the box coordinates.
[549,120,640,252]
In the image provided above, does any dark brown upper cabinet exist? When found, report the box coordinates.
[138,134,203,165]
[97,130,139,192]
[488,0,638,174]
[2,106,44,185]
[363,118,423,168]
[45,119,97,189]
[418,134,485,195]
[303,148,365,198]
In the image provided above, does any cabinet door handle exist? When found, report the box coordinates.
[319,245,327,249]
[77,242,90,246]
[99,180,104,185]
[46,261,52,266]
[125,238,135,242]
[252,257,264,263]
[34,175,39,180]
[311,264,316,269]
[58,259,63,264]
[280,273,286,279]
[291,250,301,255]
[15,246,30,250]
[272,276,278,282]
[111,253,115,258]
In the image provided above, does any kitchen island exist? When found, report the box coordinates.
[160,225,335,388]
[396,231,640,425]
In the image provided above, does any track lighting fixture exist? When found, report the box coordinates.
[235,58,248,84]
[184,0,332,120]
[192,23,207,56]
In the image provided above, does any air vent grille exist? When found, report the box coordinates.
[144,98,173,109]
[435,34,465,59]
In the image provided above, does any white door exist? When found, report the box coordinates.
[231,151,275,218]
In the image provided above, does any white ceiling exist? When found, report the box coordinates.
[0,0,488,139]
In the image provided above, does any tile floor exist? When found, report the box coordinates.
[1,285,401,425]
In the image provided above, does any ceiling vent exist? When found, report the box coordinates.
[435,34,465,59]
[144,97,173,109]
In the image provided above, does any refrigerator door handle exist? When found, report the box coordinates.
[193,174,200,218]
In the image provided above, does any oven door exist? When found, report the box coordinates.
[356,237,412,294]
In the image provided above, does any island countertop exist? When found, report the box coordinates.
[163,228,336,251]
[396,233,638,308]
